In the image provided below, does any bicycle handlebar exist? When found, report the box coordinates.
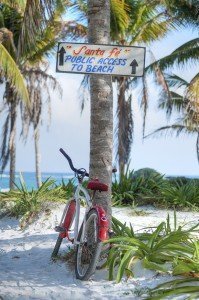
[59,148,89,177]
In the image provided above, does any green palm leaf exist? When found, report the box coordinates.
[147,278,199,300]
[0,43,29,104]
[0,0,26,11]
[145,124,192,139]
[147,38,199,72]
[166,73,189,89]
[17,0,66,58]
[116,249,135,283]
[110,0,130,39]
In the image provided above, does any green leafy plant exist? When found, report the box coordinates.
[146,278,199,300]
[112,168,135,206]
[0,175,67,227]
[161,180,199,210]
[105,213,199,283]
[112,167,166,206]
[132,168,162,179]
[59,178,76,199]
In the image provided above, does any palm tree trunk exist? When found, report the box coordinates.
[88,0,113,224]
[34,125,42,188]
[196,132,199,164]
[118,77,126,178]
[9,91,17,190]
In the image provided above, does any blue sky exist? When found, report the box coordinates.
[1,27,198,176]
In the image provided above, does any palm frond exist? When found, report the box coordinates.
[17,0,67,58]
[110,0,130,40]
[157,73,188,119]
[130,12,180,45]
[145,123,197,140]
[158,91,185,117]
[157,0,199,28]
[24,4,69,63]
[165,73,189,89]
[0,43,29,104]
[147,38,199,72]
[21,65,62,139]
[0,0,26,12]
[79,74,90,113]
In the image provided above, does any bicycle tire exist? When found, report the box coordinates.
[75,209,102,280]
[51,200,76,258]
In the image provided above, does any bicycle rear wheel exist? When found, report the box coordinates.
[75,209,102,280]
[51,200,76,258]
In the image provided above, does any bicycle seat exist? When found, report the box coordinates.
[87,179,108,192]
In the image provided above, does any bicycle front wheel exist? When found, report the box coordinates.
[75,209,102,280]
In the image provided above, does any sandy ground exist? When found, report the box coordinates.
[0,204,198,300]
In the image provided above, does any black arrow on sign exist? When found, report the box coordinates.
[58,47,66,66]
[130,59,138,74]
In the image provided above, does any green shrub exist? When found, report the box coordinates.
[167,176,199,186]
[161,180,199,210]
[132,168,162,179]
[112,168,135,206]
[112,168,166,206]
[0,175,67,227]
[58,178,75,199]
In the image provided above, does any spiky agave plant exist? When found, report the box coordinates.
[105,213,199,283]
[0,174,66,227]
[145,277,199,300]
[161,180,199,210]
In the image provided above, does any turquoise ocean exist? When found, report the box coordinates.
[1,171,198,192]
[0,171,74,191]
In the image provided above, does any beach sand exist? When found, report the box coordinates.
[0,205,198,300]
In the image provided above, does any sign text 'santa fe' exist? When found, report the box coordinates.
[56,43,146,77]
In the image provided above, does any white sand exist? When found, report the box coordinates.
[0,205,198,300]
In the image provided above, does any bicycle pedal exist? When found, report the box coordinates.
[54,226,66,233]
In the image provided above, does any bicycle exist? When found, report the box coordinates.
[51,148,111,280]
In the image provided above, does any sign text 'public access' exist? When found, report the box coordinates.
[56,43,146,77]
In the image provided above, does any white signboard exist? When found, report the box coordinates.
[56,43,146,77]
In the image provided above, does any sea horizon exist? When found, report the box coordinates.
[0,171,74,191]
[0,171,199,192]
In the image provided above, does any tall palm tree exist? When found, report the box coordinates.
[146,73,199,162]
[87,0,113,223]
[114,0,199,176]
[0,0,67,189]
[74,0,188,177]
[21,65,62,187]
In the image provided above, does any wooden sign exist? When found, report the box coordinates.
[56,43,146,77]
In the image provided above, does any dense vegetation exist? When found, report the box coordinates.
[0,169,199,227]
[112,168,199,210]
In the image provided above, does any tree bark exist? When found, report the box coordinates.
[196,132,199,164]
[9,89,17,190]
[118,77,126,178]
[88,0,113,225]
[34,125,42,188]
